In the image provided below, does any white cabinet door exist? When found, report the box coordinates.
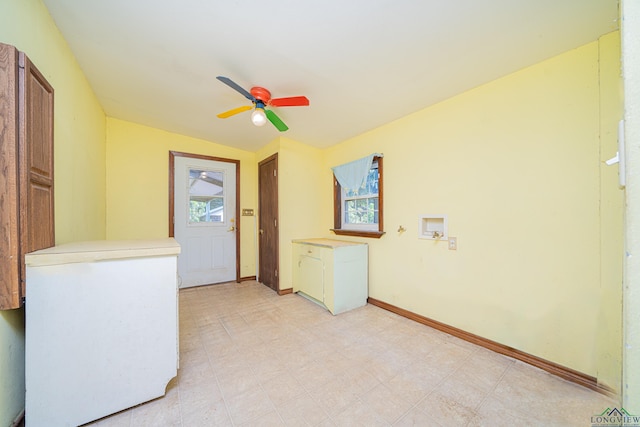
[298,255,324,302]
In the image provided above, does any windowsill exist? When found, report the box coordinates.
[330,229,385,239]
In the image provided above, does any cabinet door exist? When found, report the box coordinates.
[0,43,21,309]
[19,53,54,301]
[298,255,324,302]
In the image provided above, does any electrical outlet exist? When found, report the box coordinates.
[448,237,457,250]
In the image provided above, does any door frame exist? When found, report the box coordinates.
[168,151,241,283]
[258,153,279,291]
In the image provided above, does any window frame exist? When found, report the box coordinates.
[331,156,384,238]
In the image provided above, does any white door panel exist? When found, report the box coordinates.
[175,156,236,287]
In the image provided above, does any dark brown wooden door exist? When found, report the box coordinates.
[258,154,278,291]
[19,53,55,300]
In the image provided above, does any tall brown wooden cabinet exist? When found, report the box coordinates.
[0,42,55,310]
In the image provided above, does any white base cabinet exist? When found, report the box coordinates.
[292,239,368,315]
[25,239,180,427]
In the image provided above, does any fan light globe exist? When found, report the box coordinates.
[251,108,267,127]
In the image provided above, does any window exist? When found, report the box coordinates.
[343,161,379,229]
[188,169,225,223]
[332,156,384,238]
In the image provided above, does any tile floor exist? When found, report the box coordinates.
[87,281,618,426]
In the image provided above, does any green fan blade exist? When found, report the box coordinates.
[265,109,289,132]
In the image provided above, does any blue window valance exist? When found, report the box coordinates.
[331,153,383,191]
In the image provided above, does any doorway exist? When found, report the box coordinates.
[258,154,279,291]
[169,151,240,287]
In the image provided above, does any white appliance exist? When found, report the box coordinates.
[25,239,180,427]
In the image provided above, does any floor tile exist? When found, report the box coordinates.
[260,371,307,406]
[385,364,444,405]
[274,392,331,426]
[359,382,414,424]
[216,367,261,399]
[236,410,285,426]
[393,406,443,427]
[415,389,476,426]
[447,347,514,393]
[469,395,543,427]
[306,375,361,418]
[436,373,489,411]
[330,398,389,427]
[225,386,275,425]
[180,396,231,426]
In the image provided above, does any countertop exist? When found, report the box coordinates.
[292,238,367,248]
[25,238,181,266]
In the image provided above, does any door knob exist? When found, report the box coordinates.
[259,229,264,235]
[228,226,235,232]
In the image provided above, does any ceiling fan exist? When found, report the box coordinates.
[216,76,309,132]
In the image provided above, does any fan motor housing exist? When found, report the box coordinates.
[250,86,271,103]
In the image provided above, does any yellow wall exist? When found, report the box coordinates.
[0,0,107,424]
[105,118,257,278]
[596,32,624,394]
[257,137,328,290]
[318,35,622,380]
[1,1,107,243]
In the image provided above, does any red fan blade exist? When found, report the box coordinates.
[269,96,309,107]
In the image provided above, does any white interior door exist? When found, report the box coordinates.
[174,156,236,287]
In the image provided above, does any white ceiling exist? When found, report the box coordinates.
[42,0,619,152]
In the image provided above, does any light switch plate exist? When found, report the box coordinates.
[448,237,457,250]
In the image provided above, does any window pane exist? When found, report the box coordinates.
[371,198,379,211]
[189,169,224,223]
[344,199,355,223]
[344,196,379,224]
[366,197,377,223]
